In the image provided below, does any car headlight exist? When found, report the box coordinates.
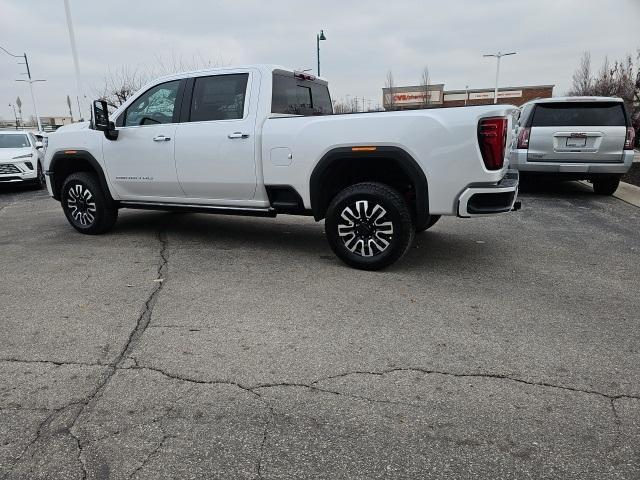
[12,153,34,160]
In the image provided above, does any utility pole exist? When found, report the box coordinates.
[465,85,469,106]
[64,0,85,120]
[482,51,516,104]
[1,45,44,131]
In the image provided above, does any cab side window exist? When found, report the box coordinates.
[189,74,249,122]
[124,80,181,127]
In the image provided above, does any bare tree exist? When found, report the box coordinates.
[97,66,148,110]
[420,66,431,108]
[385,70,396,111]
[568,52,593,96]
[96,54,229,111]
[567,49,639,144]
[333,97,359,114]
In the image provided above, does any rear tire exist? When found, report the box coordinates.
[592,176,621,196]
[325,182,414,270]
[416,215,441,233]
[61,172,118,234]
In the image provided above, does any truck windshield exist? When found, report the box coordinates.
[0,134,30,148]
[531,102,626,127]
[272,73,332,116]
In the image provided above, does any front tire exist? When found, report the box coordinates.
[325,182,414,270]
[592,176,621,196]
[61,172,118,234]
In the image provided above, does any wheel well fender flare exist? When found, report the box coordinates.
[48,150,113,202]
[309,146,430,229]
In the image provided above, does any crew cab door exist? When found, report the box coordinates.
[173,70,258,202]
[527,102,628,163]
[103,79,185,199]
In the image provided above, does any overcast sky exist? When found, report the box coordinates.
[1,0,638,120]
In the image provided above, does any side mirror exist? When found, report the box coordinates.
[92,100,118,140]
[35,141,43,149]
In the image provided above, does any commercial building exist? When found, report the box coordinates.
[382,84,554,110]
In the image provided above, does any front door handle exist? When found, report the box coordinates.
[153,135,171,142]
[228,132,250,139]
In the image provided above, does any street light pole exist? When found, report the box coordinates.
[1,45,44,131]
[482,51,516,104]
[316,29,326,76]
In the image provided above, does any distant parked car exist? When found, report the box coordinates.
[0,130,46,188]
[510,97,635,195]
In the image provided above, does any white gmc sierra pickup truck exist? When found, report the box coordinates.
[44,64,520,270]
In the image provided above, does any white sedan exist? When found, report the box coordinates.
[0,130,45,188]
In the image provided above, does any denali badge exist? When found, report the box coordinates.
[115,176,154,181]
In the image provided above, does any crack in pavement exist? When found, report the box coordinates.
[124,365,274,480]
[7,357,637,478]
[1,401,85,480]
[0,358,106,368]
[117,230,169,367]
[126,387,190,480]
[2,229,169,480]
[70,229,170,479]
[3,226,639,477]
[120,362,640,479]
[128,432,175,480]
[306,367,640,402]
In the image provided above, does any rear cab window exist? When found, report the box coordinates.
[531,102,627,127]
[272,71,332,116]
[189,74,249,122]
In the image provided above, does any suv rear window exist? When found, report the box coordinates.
[272,74,332,116]
[531,102,626,127]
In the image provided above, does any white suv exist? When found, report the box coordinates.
[0,130,45,188]
[510,97,635,195]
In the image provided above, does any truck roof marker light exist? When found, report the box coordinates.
[351,146,377,152]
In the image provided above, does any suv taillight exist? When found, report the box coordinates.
[517,127,530,149]
[478,117,507,170]
[624,127,635,150]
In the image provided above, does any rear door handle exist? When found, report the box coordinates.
[153,135,171,142]
[228,132,250,139]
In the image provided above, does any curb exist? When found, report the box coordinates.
[614,181,640,208]
[579,180,640,208]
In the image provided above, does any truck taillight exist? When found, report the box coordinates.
[478,117,507,170]
[624,127,635,150]
[517,127,530,149]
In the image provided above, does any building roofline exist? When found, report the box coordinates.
[382,84,445,93]
[443,85,555,94]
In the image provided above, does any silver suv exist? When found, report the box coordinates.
[510,96,635,195]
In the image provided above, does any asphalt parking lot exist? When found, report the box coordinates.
[1,181,638,479]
